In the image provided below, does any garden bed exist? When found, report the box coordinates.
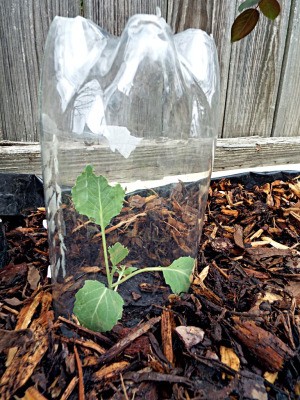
[0,172,299,399]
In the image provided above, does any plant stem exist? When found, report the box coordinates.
[113,268,125,291]
[101,229,112,288]
[110,266,166,289]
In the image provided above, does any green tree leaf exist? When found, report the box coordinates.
[71,165,125,228]
[73,280,124,332]
[231,9,260,42]
[108,242,129,266]
[163,257,195,295]
[238,0,260,12]
[259,0,280,20]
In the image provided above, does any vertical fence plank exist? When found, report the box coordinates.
[0,0,81,141]
[166,0,237,137]
[83,0,168,35]
[222,0,291,138]
[272,0,300,137]
[167,0,214,32]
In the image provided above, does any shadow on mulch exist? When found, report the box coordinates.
[0,171,299,399]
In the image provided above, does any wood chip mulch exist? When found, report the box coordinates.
[0,173,299,399]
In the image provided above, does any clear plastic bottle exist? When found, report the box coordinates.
[40,13,220,319]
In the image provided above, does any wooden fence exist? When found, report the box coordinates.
[0,0,300,173]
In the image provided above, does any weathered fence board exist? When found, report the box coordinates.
[222,0,291,138]
[0,0,81,142]
[167,0,237,135]
[0,1,300,152]
[272,0,300,137]
[84,0,168,35]
[1,137,299,176]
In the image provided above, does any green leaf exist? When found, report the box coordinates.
[231,9,260,42]
[238,0,260,12]
[163,257,195,295]
[74,280,124,332]
[72,165,125,228]
[108,242,129,266]
[259,0,280,20]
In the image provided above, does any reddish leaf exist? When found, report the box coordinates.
[259,0,281,20]
[231,9,260,42]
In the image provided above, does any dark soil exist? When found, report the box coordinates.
[0,173,300,399]
[53,179,203,322]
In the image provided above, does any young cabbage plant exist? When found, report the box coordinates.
[72,165,195,332]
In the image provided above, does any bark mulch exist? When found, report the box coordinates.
[0,173,299,399]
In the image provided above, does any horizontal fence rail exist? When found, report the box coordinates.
[1,137,300,176]
[0,1,299,171]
